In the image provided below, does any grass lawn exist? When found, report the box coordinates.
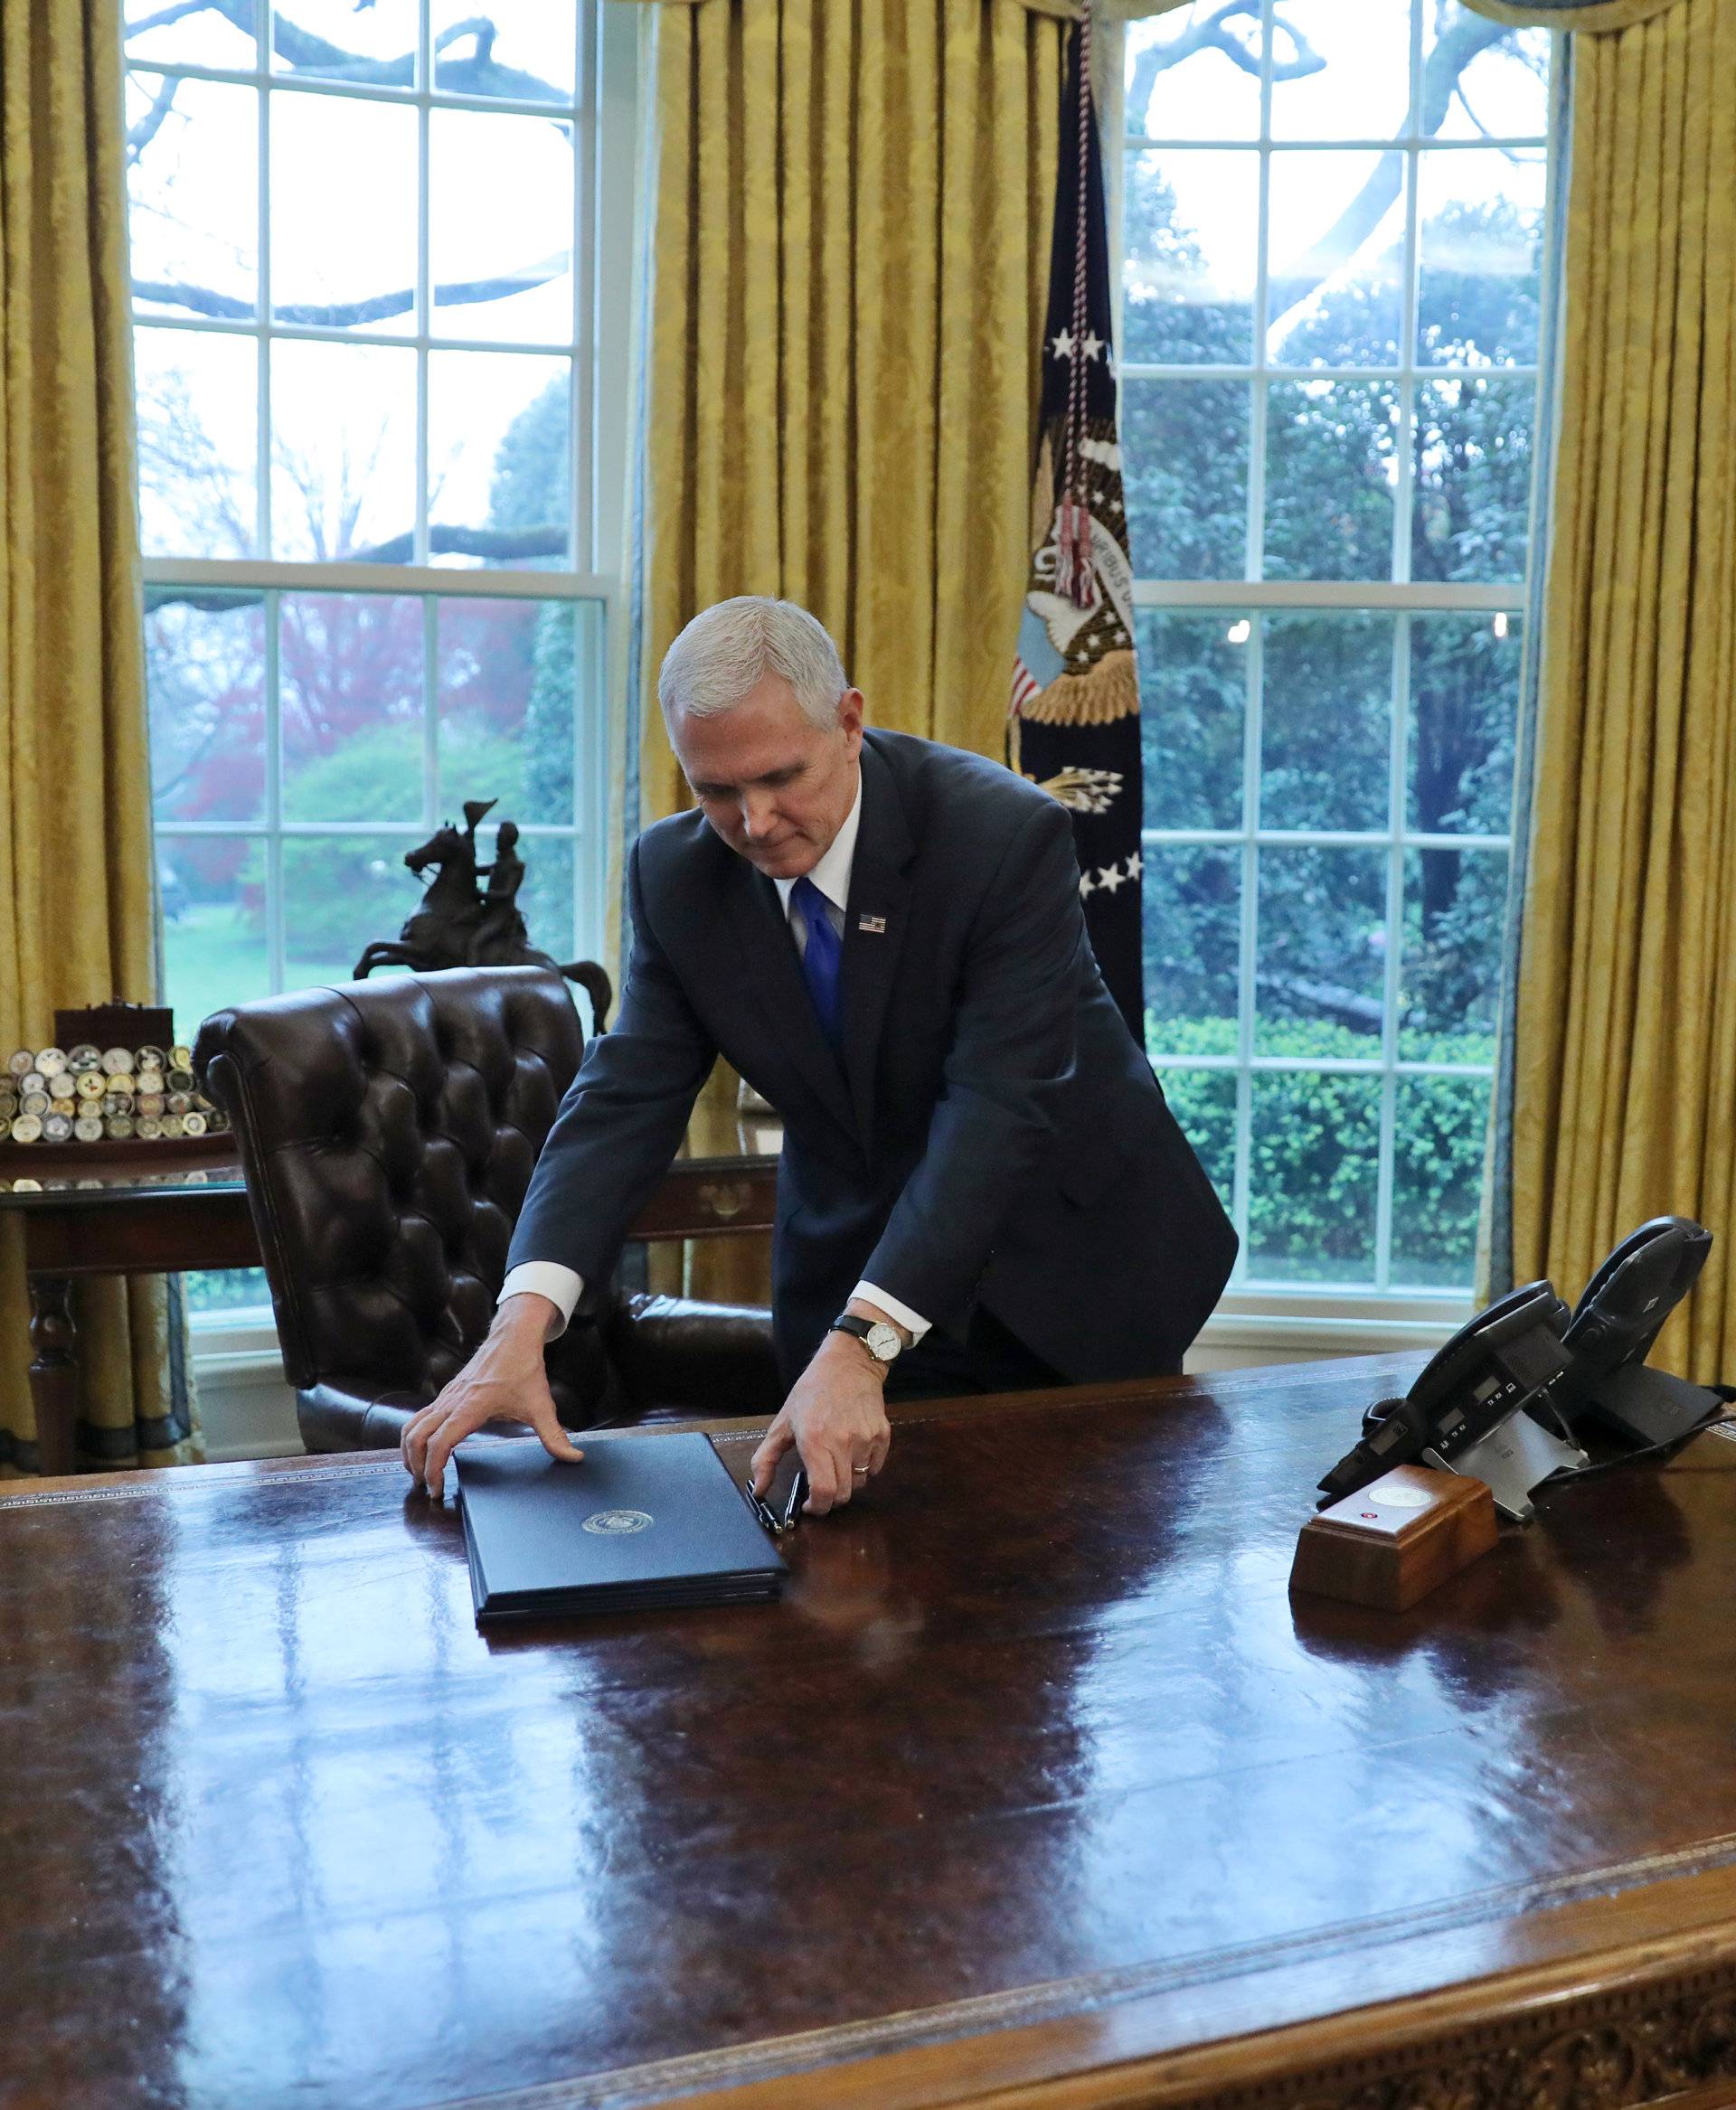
[164,904,364,1042]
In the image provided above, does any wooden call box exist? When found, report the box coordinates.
[1290,1463,1499,1613]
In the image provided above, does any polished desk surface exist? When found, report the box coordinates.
[5,1353,1736,2110]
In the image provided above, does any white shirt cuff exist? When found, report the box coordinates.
[853,1279,931,1346]
[499,1262,586,1340]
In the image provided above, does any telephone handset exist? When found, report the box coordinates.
[1555,1216,1726,1448]
[1319,1217,1725,1524]
[1316,1282,1584,1521]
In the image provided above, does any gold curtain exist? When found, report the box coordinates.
[643,0,1066,810]
[645,0,1185,16]
[1511,0,1736,1383]
[639,0,1066,1303]
[1458,0,1682,31]
[0,1,202,1473]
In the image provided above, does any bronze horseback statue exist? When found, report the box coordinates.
[353,800,611,1030]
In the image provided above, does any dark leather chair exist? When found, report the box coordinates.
[193,966,778,1453]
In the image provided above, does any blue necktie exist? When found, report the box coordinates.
[791,875,844,1052]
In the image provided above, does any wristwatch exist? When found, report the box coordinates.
[829,1313,904,1367]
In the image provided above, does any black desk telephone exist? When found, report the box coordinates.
[1318,1217,1728,1521]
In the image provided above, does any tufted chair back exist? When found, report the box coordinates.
[194,967,631,1426]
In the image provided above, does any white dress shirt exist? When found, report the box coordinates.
[498,764,931,1347]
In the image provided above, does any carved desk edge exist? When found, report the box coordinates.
[416,1849,1736,2110]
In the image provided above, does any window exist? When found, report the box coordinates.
[124,0,637,1314]
[1118,0,1553,1297]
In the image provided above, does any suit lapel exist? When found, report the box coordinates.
[840,738,915,1154]
[725,858,857,1142]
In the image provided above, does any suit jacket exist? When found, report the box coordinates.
[509,730,1238,1386]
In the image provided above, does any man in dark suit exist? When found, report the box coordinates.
[403,598,1236,1512]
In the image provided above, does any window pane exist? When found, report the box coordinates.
[1248,1070,1381,1283]
[1123,380,1249,579]
[1121,152,1257,366]
[127,0,258,68]
[147,590,267,824]
[1144,846,1240,1053]
[136,326,259,559]
[1267,153,1405,366]
[127,76,259,322]
[1398,846,1505,1060]
[1156,1068,1237,1218]
[158,836,270,1034]
[429,353,571,567]
[272,3,419,84]
[269,339,417,560]
[1268,0,1411,140]
[1264,380,1398,581]
[1408,613,1520,834]
[185,1268,274,1318]
[1418,149,1545,368]
[1427,8,1550,142]
[1126,6,1260,142]
[1411,375,1534,584]
[1260,611,1392,832]
[281,832,424,987]
[433,2,576,105]
[429,110,574,344]
[437,598,586,826]
[1255,845,1387,1053]
[280,594,425,824]
[1137,610,1246,831]
[1392,1073,1492,1289]
[271,92,417,332]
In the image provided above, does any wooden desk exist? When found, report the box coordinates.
[0,1151,777,1476]
[5,1353,1736,2110]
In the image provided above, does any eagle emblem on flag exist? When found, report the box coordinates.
[1009,2,1145,1043]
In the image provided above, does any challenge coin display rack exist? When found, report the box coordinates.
[1,1041,226,1148]
[0,1003,235,1182]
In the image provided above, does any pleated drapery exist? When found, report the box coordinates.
[637,0,1067,1303]
[1459,0,1683,31]
[0,1,201,1472]
[642,0,1067,817]
[1506,0,1736,1384]
[646,0,1186,22]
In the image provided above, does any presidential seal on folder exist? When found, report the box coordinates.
[456,1433,787,1625]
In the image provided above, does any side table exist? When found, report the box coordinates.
[0,1143,778,1476]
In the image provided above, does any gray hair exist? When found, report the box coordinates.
[658,597,847,730]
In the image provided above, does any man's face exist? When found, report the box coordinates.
[669,674,864,881]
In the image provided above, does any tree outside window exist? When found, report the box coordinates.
[124,0,617,1312]
[1118,0,1552,1293]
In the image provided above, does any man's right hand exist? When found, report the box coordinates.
[401,1293,585,1500]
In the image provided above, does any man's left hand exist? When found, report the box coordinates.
[750,1327,895,1515]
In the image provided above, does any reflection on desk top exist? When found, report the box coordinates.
[0,1163,249,1204]
[6,1355,1736,2110]
[0,1149,775,1210]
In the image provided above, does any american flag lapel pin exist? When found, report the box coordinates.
[858,914,887,935]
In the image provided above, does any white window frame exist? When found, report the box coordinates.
[1116,3,1561,1324]
[125,1,646,1364]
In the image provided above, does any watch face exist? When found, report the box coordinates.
[864,1321,901,1361]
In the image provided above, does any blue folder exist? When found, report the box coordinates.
[456,1431,787,1625]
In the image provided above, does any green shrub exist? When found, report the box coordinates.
[1149,1015,1494,1286]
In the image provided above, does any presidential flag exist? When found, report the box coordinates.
[1010,4,1144,1046]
